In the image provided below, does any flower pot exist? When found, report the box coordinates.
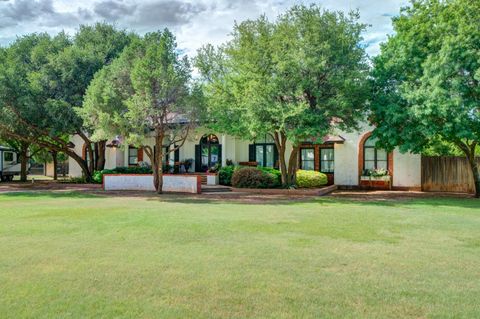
[207,174,219,186]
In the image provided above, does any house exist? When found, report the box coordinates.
[68,123,422,190]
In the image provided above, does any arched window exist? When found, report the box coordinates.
[363,136,388,171]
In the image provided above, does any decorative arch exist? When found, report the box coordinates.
[358,131,393,182]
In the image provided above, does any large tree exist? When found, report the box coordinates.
[0,24,133,182]
[370,0,480,197]
[196,5,370,186]
[80,29,205,194]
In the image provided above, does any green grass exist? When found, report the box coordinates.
[0,193,479,318]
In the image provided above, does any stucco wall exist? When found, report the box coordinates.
[333,129,362,186]
[68,135,84,178]
[393,151,422,187]
[103,174,200,193]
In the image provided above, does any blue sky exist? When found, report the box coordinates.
[0,0,408,56]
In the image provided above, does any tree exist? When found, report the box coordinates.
[0,24,133,182]
[196,5,370,186]
[80,29,205,194]
[370,0,480,197]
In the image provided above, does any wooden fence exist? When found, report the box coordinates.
[422,156,480,193]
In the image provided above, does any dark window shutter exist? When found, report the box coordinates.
[218,145,222,166]
[273,145,279,169]
[174,147,180,162]
[248,144,255,162]
[137,148,143,162]
[195,145,201,172]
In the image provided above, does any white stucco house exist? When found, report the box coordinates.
[69,121,421,190]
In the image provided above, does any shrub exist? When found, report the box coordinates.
[93,166,153,184]
[257,167,282,187]
[231,167,278,189]
[219,165,236,186]
[296,170,328,188]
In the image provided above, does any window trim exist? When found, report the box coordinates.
[299,147,315,171]
[319,147,334,173]
[128,146,138,166]
[363,137,388,171]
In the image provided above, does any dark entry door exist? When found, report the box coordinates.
[195,134,222,172]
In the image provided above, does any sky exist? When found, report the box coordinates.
[0,0,408,57]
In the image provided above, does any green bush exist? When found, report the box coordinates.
[231,167,279,189]
[219,165,237,186]
[93,166,153,184]
[296,170,328,188]
[257,167,282,187]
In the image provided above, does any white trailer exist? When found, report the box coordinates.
[0,146,22,182]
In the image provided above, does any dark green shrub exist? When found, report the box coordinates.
[93,166,153,184]
[231,167,278,189]
[257,167,282,187]
[296,170,328,188]
[219,165,237,186]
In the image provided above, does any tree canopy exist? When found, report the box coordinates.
[80,29,205,193]
[370,0,480,196]
[196,5,370,186]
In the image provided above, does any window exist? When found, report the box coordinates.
[320,148,334,173]
[363,136,388,170]
[4,152,14,162]
[300,148,315,171]
[255,144,274,167]
[128,146,138,165]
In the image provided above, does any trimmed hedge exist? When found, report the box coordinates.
[296,170,328,188]
[231,167,280,189]
[93,166,153,184]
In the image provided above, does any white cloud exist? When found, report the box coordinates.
[0,0,406,56]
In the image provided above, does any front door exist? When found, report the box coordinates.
[195,134,222,172]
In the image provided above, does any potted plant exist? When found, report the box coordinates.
[206,164,220,185]
[360,168,391,189]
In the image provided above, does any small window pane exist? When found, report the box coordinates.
[376,160,388,170]
[256,146,264,167]
[265,145,274,168]
[4,152,14,162]
[301,148,315,171]
[365,160,375,170]
[364,148,375,161]
[376,149,388,161]
[321,161,334,173]
[364,137,378,147]
[321,149,334,161]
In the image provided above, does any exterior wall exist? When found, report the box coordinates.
[68,124,422,188]
[393,151,421,188]
[334,129,363,186]
[45,162,55,177]
[68,135,84,178]
[103,174,201,193]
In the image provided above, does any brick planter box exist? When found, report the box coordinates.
[359,175,392,190]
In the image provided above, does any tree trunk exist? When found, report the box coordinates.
[466,151,480,198]
[287,146,300,186]
[52,151,58,181]
[458,141,479,198]
[274,131,288,186]
[19,142,29,182]
[66,149,92,182]
[153,132,165,194]
[95,140,107,171]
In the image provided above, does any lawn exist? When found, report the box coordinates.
[0,192,479,318]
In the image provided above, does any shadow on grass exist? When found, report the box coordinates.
[0,191,102,199]
[1,190,478,210]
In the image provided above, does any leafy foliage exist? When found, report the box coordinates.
[196,5,369,186]
[296,170,328,188]
[370,0,480,196]
[231,167,280,189]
